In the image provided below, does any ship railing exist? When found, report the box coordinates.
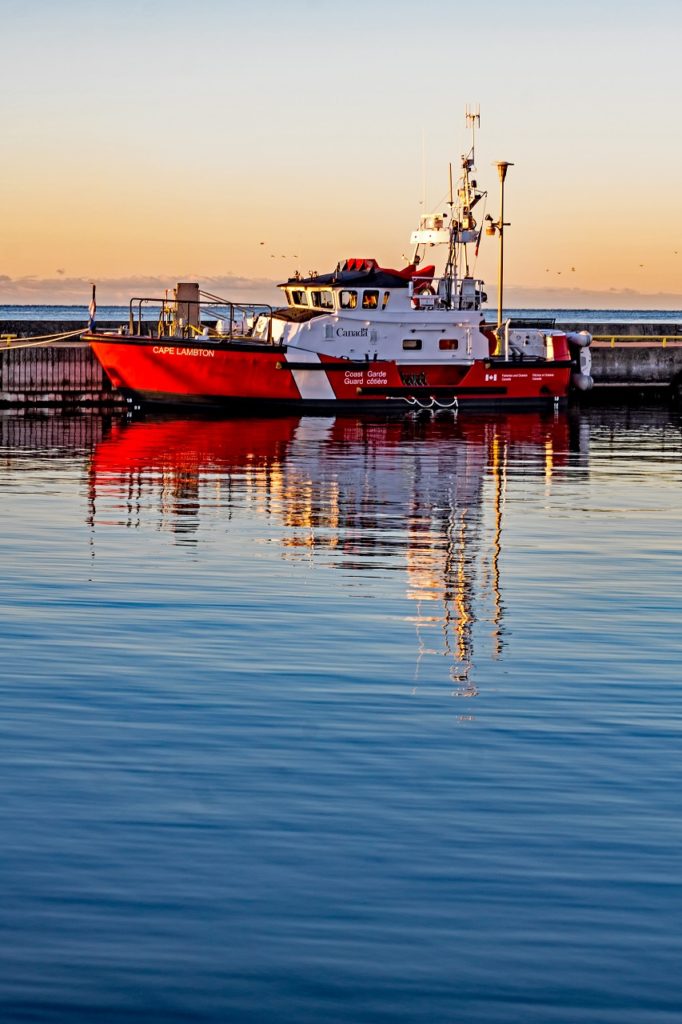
[507,317,557,329]
[407,275,486,311]
[127,296,276,343]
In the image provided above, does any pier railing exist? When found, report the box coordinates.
[591,334,682,347]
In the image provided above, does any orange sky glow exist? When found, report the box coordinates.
[3,0,682,308]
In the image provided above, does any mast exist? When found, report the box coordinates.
[443,107,481,308]
[409,106,487,311]
[443,161,455,307]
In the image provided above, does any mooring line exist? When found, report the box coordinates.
[1,328,85,349]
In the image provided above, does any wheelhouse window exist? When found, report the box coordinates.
[290,289,308,306]
[403,338,422,350]
[311,290,334,309]
[362,290,379,309]
[339,290,357,309]
[382,291,390,310]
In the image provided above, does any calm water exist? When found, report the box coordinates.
[1,407,681,1023]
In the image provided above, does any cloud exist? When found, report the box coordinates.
[0,273,281,305]
[503,284,682,311]
[3,274,682,312]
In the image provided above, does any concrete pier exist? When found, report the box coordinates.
[589,338,682,394]
[557,322,682,397]
[1,321,682,407]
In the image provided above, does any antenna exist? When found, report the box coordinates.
[421,128,427,209]
[465,105,480,159]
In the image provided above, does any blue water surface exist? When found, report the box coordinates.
[0,407,681,1023]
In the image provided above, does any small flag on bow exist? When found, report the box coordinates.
[88,284,96,332]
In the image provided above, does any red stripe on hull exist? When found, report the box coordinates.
[454,360,571,401]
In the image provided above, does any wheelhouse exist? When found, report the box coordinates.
[280,256,484,313]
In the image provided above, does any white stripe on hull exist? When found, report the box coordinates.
[284,349,336,401]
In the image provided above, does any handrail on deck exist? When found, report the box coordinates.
[127,296,275,343]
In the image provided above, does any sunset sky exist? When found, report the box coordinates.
[2,0,682,307]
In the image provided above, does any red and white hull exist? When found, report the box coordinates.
[87,333,574,410]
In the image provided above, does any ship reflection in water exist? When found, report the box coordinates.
[89,411,586,699]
